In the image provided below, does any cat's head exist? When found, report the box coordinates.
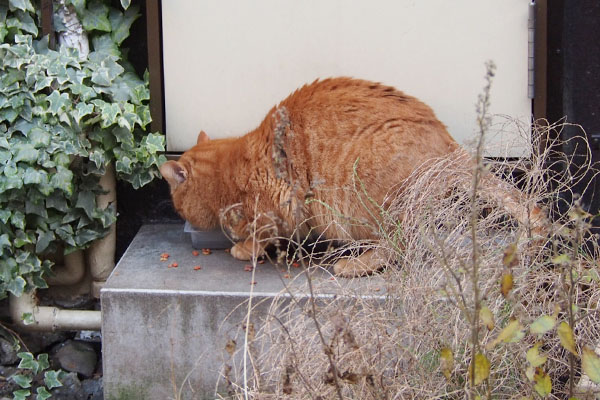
[160,131,220,229]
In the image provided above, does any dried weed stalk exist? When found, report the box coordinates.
[217,78,600,399]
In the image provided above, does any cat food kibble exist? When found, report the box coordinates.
[244,265,253,272]
[160,253,169,261]
[193,265,202,270]
[192,250,199,256]
[168,262,178,268]
[201,248,212,255]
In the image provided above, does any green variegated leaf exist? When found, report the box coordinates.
[44,370,64,389]
[76,190,96,219]
[81,0,111,32]
[65,0,86,15]
[36,386,52,400]
[120,0,131,9]
[73,102,94,124]
[10,373,32,388]
[50,166,74,195]
[91,34,119,57]
[7,275,26,296]
[47,91,71,114]
[12,142,39,163]
[9,0,35,13]
[109,5,139,45]
[12,389,30,400]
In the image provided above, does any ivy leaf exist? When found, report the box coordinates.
[44,370,64,389]
[21,312,34,325]
[81,0,111,32]
[17,352,37,371]
[47,91,71,115]
[36,230,55,253]
[68,83,96,102]
[37,353,49,371]
[72,102,94,124]
[36,386,52,400]
[109,5,140,45]
[115,155,132,174]
[8,10,37,35]
[582,347,600,384]
[557,322,578,357]
[76,190,97,219]
[8,0,35,13]
[7,276,26,296]
[112,126,134,146]
[23,168,48,185]
[74,228,103,246]
[50,166,74,195]
[89,148,106,169]
[65,0,86,16]
[12,143,39,163]
[91,34,119,57]
[29,127,51,148]
[12,389,30,400]
[10,373,32,388]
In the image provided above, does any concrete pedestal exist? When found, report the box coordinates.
[101,224,358,399]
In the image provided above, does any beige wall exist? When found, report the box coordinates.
[162,0,531,156]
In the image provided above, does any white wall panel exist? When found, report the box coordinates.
[162,0,531,156]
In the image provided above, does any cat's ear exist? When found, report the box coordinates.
[197,130,210,144]
[160,160,187,189]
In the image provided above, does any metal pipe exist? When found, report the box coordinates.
[9,291,101,331]
[45,250,86,286]
[87,162,117,298]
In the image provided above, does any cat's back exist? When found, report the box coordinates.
[271,78,458,184]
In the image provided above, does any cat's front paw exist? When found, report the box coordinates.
[333,250,383,277]
[230,242,252,260]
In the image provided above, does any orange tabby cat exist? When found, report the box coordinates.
[160,77,546,276]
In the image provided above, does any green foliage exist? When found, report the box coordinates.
[0,0,166,299]
[10,351,66,400]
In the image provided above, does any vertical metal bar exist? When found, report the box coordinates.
[41,0,55,50]
[146,0,165,140]
[533,0,548,121]
[528,1,536,99]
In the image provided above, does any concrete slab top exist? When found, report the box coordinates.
[103,224,388,297]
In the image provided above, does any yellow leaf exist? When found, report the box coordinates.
[525,365,536,381]
[480,306,495,331]
[533,368,552,397]
[501,273,513,298]
[502,243,519,267]
[552,253,570,265]
[486,319,524,349]
[526,343,548,367]
[557,322,578,357]
[582,346,600,384]
[469,352,490,386]
[439,347,454,380]
[530,315,556,335]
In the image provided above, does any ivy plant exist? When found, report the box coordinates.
[0,0,166,299]
[10,351,65,400]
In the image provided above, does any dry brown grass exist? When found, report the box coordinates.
[217,117,600,399]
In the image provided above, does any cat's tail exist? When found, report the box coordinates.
[477,171,550,239]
